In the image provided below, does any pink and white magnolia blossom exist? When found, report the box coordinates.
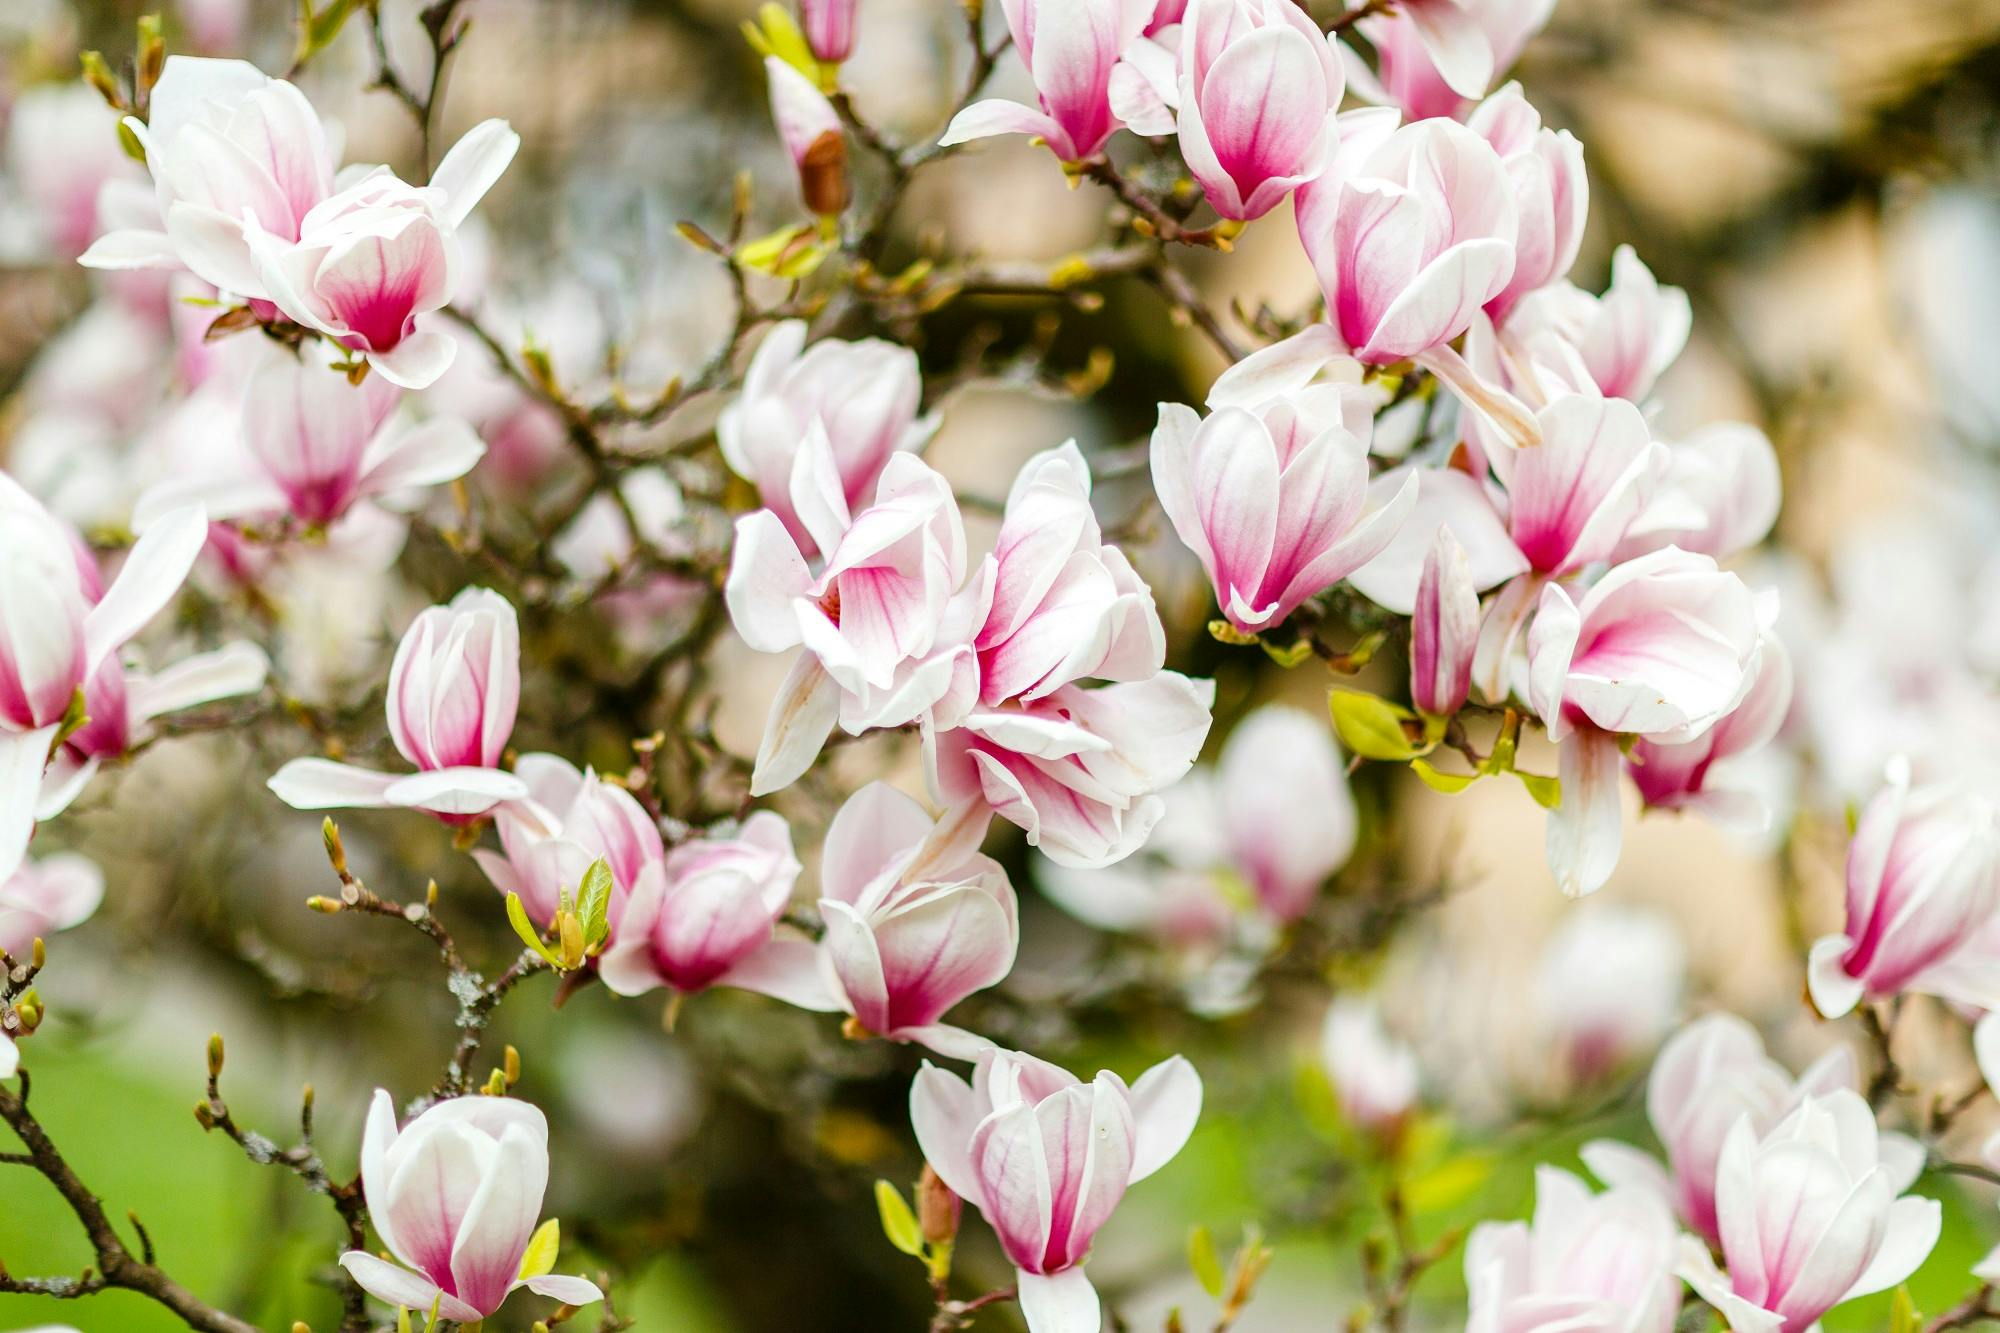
[79,56,336,290]
[726,452,984,796]
[268,587,528,822]
[974,443,1164,706]
[1627,629,1792,828]
[1213,703,1356,921]
[597,812,803,999]
[52,639,269,796]
[1320,996,1419,1135]
[1617,422,1781,564]
[1677,1090,1940,1333]
[1529,548,1765,895]
[1465,1165,1679,1333]
[718,322,934,557]
[245,121,521,389]
[1150,371,1415,635]
[0,852,103,959]
[1531,904,1684,1086]
[135,341,484,530]
[1583,1013,1860,1248]
[341,1090,601,1322]
[1171,0,1344,221]
[1504,244,1692,402]
[1805,764,2000,1019]
[939,0,1153,163]
[474,753,665,929]
[750,783,1016,1056]
[1497,394,1670,578]
[1468,83,1586,323]
[8,82,144,260]
[799,0,860,62]
[1410,525,1478,716]
[0,473,207,880]
[928,672,1215,869]
[1346,0,1557,122]
[910,1048,1202,1333]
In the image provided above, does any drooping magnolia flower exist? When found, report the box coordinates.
[1531,904,1684,1086]
[1583,1012,1859,1247]
[974,443,1164,705]
[0,853,104,959]
[79,56,337,287]
[597,813,804,998]
[765,57,849,217]
[1677,1090,1940,1333]
[1805,764,2000,1019]
[1347,0,1556,122]
[911,1048,1202,1333]
[799,0,860,62]
[1173,0,1344,221]
[928,672,1215,869]
[341,1090,601,1321]
[135,341,485,530]
[268,587,527,821]
[1467,1164,1678,1333]
[1150,384,1415,635]
[1627,629,1792,828]
[939,0,1153,163]
[1504,244,1692,402]
[717,321,935,558]
[246,121,521,388]
[1320,996,1419,1136]
[726,452,985,796]
[1468,83,1586,323]
[0,474,207,881]
[747,783,1016,1055]
[1411,526,1478,717]
[474,754,665,928]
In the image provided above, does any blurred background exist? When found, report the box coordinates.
[4,0,2000,1329]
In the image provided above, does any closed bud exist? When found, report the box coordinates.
[31,938,45,970]
[79,50,123,108]
[799,0,859,63]
[917,1163,960,1247]
[1410,526,1478,717]
[504,1045,521,1086]
[321,818,347,876]
[306,895,341,913]
[207,1033,225,1079]
[136,14,167,96]
[14,991,42,1032]
[558,911,586,970]
[765,58,849,218]
[193,1101,217,1129]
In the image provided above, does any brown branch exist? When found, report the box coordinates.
[1927,1284,1998,1333]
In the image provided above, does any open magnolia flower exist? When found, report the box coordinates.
[342,1090,601,1321]
[0,852,103,959]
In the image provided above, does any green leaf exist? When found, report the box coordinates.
[874,1180,924,1258]
[1260,637,1315,669]
[505,893,564,968]
[1410,758,1479,794]
[1514,771,1561,810]
[1187,1225,1225,1299]
[1206,618,1259,646]
[518,1217,560,1280]
[1329,690,1423,762]
[1889,1285,1921,1333]
[396,1306,413,1333]
[743,2,821,80]
[736,224,828,279]
[577,858,614,951]
[1402,1150,1495,1214]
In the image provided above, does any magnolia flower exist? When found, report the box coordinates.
[268,588,527,822]
[1583,1013,1859,1247]
[135,342,484,530]
[1320,996,1419,1135]
[1150,388,1415,635]
[1504,245,1692,402]
[341,1090,601,1321]
[1617,423,1782,564]
[939,0,1153,162]
[0,853,104,959]
[79,56,336,287]
[974,443,1164,705]
[1806,764,2000,1019]
[1468,83,1586,323]
[1347,0,1556,121]
[1466,1165,1679,1333]
[474,754,665,928]
[1499,394,1669,577]
[246,121,521,388]
[766,57,848,216]
[717,321,935,558]
[1173,0,1344,221]
[51,640,269,798]
[727,453,984,796]
[0,474,207,881]
[597,813,804,998]
[1411,526,1478,716]
[8,82,144,259]
[1213,704,1355,921]
[928,673,1215,869]
[1531,905,1684,1085]
[1627,630,1792,828]
[1678,1090,1940,1333]
[911,1049,1202,1333]
[747,783,1016,1056]
[800,0,859,62]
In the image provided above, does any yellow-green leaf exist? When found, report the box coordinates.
[1514,771,1561,810]
[1187,1225,1224,1299]
[875,1179,924,1258]
[736,225,827,279]
[1206,618,1259,646]
[1260,637,1315,669]
[1403,1150,1495,1214]
[1329,690,1422,762]
[518,1217,560,1280]
[505,893,564,968]
[1889,1285,1920,1333]
[577,858,614,951]
[1410,758,1479,794]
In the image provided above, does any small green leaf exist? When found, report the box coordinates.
[743,2,821,80]
[396,1306,412,1333]
[577,859,614,951]
[874,1180,924,1258]
[1402,1150,1495,1214]
[518,1217,560,1280]
[1410,758,1479,794]
[1260,637,1315,669]
[1187,1225,1225,1299]
[1889,1285,1921,1333]
[1514,771,1561,810]
[505,893,564,968]
[736,224,828,278]
[1206,618,1259,646]
[1329,690,1422,762]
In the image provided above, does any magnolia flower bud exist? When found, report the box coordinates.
[799,0,859,63]
[917,1163,960,1247]
[1321,997,1419,1137]
[766,57,849,217]
[1410,526,1478,717]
